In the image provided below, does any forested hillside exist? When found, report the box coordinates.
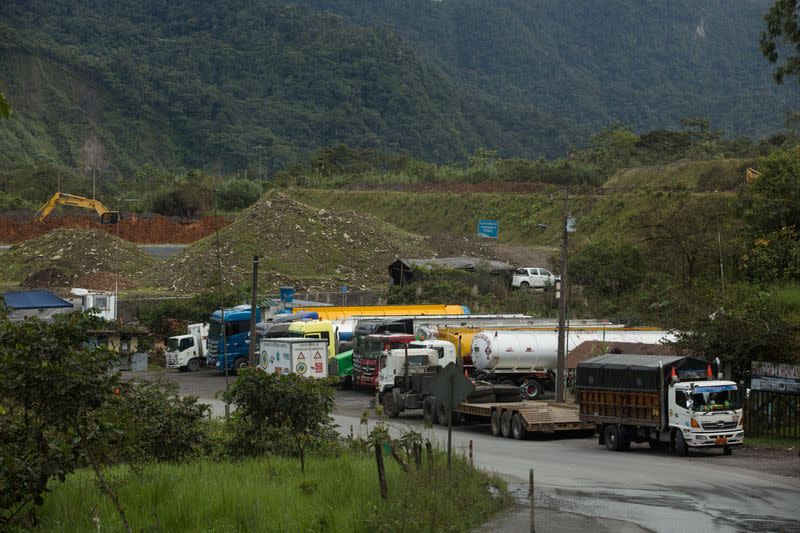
[295,0,798,137]
[1,0,797,185]
[0,0,577,179]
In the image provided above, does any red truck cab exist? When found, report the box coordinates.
[352,333,415,388]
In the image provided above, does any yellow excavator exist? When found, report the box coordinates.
[34,192,121,224]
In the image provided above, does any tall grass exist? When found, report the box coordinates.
[772,284,800,326]
[30,453,509,532]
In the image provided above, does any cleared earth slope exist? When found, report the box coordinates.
[145,192,435,292]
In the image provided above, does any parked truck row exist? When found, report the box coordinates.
[163,302,744,454]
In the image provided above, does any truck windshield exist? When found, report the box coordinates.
[690,386,741,412]
[166,338,180,351]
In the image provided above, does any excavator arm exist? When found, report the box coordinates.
[34,192,120,224]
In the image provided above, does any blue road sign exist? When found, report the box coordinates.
[478,219,499,239]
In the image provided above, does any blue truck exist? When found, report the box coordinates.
[207,305,262,373]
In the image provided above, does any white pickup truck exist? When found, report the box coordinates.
[511,267,558,290]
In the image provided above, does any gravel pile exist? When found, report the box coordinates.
[146,192,436,292]
[0,228,155,289]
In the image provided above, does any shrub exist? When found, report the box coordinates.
[0,313,119,526]
[99,379,210,464]
[216,179,261,210]
[571,241,645,297]
[222,371,336,472]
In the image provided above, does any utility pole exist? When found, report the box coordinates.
[248,255,259,367]
[555,188,569,403]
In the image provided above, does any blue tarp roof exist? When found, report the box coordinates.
[3,290,74,310]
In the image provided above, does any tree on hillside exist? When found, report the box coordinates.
[741,148,800,281]
[673,289,800,380]
[636,194,731,286]
[583,125,638,177]
[761,0,800,83]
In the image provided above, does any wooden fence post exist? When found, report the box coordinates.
[425,440,433,478]
[529,468,535,533]
[375,442,388,499]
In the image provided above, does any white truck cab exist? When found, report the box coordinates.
[165,323,209,372]
[377,340,457,396]
[511,267,557,290]
[668,380,744,452]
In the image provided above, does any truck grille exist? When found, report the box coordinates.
[701,421,737,430]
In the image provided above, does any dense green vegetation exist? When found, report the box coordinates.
[0,0,577,185]
[294,0,800,137]
[2,1,799,196]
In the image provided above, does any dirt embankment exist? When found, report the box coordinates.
[0,214,229,244]
[0,228,156,291]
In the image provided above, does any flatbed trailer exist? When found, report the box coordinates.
[427,399,594,439]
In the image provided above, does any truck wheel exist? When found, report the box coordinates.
[604,425,621,451]
[186,358,200,372]
[500,411,512,438]
[490,410,502,437]
[436,400,449,426]
[422,397,437,424]
[525,379,542,400]
[512,413,527,440]
[674,431,689,457]
[519,282,530,291]
[383,391,399,418]
[233,358,248,374]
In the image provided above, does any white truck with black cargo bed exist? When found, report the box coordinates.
[577,354,744,455]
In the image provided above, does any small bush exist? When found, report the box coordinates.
[99,379,210,464]
[222,371,336,472]
[216,179,261,211]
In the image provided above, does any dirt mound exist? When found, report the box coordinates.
[0,214,229,244]
[146,192,435,292]
[0,228,156,289]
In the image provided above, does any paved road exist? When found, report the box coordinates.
[135,369,800,533]
[137,244,186,259]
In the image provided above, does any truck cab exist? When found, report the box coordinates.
[668,380,744,452]
[353,333,416,388]
[286,320,338,359]
[165,322,208,372]
[207,305,261,373]
[377,346,441,396]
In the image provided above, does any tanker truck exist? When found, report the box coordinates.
[471,329,675,399]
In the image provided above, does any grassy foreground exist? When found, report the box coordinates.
[31,454,510,532]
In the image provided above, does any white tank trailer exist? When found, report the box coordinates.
[470,329,675,398]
